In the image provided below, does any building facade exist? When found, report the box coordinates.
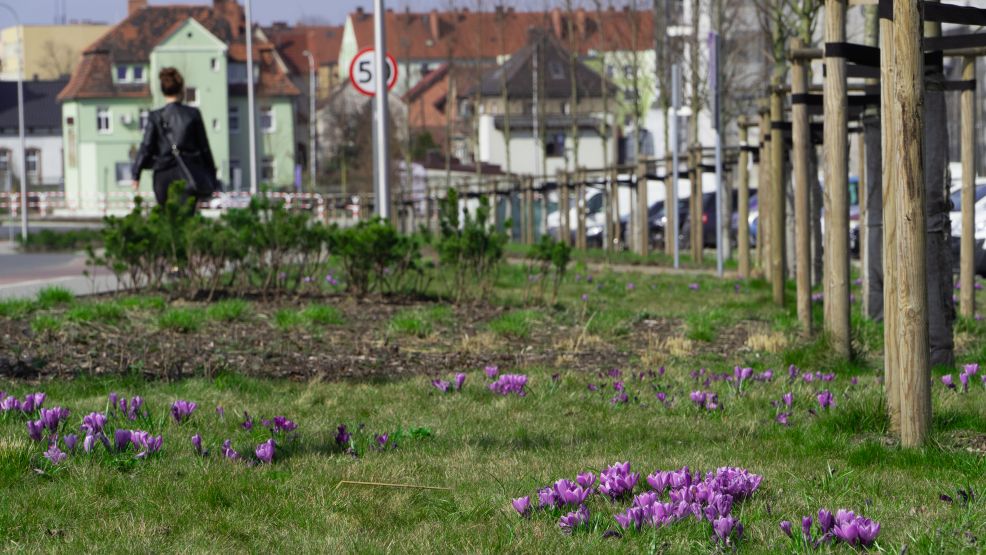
[0,79,67,189]
[0,24,111,81]
[57,0,298,213]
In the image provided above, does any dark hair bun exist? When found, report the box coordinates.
[159,67,185,97]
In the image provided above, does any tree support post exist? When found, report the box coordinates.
[691,144,704,264]
[637,159,649,257]
[759,110,771,277]
[770,88,785,306]
[525,177,535,245]
[559,170,571,246]
[738,118,751,279]
[791,39,812,333]
[959,56,976,318]
[577,171,587,249]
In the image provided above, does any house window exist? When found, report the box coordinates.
[261,156,275,181]
[548,61,565,79]
[96,107,111,133]
[25,149,40,184]
[115,162,131,185]
[212,118,220,132]
[260,106,275,132]
[133,65,145,82]
[116,65,128,82]
[185,86,198,106]
[230,159,242,191]
[545,132,565,158]
[210,58,220,72]
[229,106,240,133]
[139,109,149,131]
[0,148,10,182]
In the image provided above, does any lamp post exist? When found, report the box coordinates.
[0,3,26,241]
[302,49,317,193]
[244,0,258,196]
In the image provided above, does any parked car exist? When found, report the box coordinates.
[680,190,743,249]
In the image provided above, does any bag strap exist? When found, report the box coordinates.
[157,111,181,157]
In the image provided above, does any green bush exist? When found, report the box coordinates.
[158,307,205,333]
[16,228,102,252]
[35,286,74,309]
[526,235,572,304]
[436,189,508,302]
[327,218,428,297]
[206,299,251,322]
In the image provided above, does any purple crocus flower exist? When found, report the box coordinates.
[44,443,68,465]
[626,282,635,291]
[432,379,450,393]
[818,509,835,534]
[114,429,132,451]
[63,434,78,452]
[221,439,239,460]
[127,396,144,420]
[576,472,596,490]
[241,411,254,430]
[782,392,793,408]
[375,433,389,449]
[558,505,590,534]
[170,400,198,423]
[271,416,297,433]
[0,395,20,411]
[26,420,44,441]
[512,496,531,516]
[553,479,590,506]
[580,293,589,302]
[81,412,107,435]
[775,412,791,426]
[130,430,163,458]
[108,392,118,409]
[216,405,225,418]
[538,486,558,508]
[335,424,351,447]
[941,374,955,389]
[801,515,813,540]
[21,392,45,413]
[688,283,700,291]
[656,391,667,403]
[191,434,204,455]
[39,407,69,433]
[780,520,793,538]
[255,439,275,463]
[484,365,499,379]
[610,392,629,405]
[816,390,835,409]
[489,374,528,396]
[454,373,467,391]
[712,515,743,545]
[82,434,98,453]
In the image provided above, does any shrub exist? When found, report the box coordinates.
[16,228,102,253]
[35,286,74,309]
[158,307,205,333]
[326,218,428,297]
[436,188,509,302]
[526,235,572,304]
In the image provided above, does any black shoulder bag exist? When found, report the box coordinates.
[158,113,220,199]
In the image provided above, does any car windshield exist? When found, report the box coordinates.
[949,184,986,210]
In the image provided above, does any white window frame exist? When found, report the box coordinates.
[228,106,240,133]
[210,57,220,72]
[260,105,275,133]
[114,162,131,186]
[25,148,40,183]
[212,118,220,132]
[116,65,129,83]
[260,156,275,181]
[96,107,112,134]
[185,86,199,106]
[132,65,146,83]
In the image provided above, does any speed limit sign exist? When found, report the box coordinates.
[349,48,398,97]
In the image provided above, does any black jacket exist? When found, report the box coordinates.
[131,102,217,181]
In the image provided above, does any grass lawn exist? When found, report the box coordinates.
[1,264,984,553]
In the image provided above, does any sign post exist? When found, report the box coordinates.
[373,0,392,219]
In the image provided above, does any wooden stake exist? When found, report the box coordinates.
[637,159,649,257]
[666,152,675,256]
[824,0,851,357]
[791,39,812,332]
[759,110,771,278]
[770,88,785,306]
[559,170,571,246]
[888,0,930,447]
[525,177,535,245]
[880,14,900,433]
[738,118,751,279]
[960,56,976,318]
[577,171,587,249]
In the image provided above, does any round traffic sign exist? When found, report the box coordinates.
[349,48,398,97]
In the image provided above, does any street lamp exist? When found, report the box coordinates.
[302,49,317,192]
[244,0,258,196]
[0,2,26,241]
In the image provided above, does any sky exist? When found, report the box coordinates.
[13,0,559,28]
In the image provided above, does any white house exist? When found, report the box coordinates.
[0,79,66,191]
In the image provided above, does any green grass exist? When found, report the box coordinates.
[35,286,74,309]
[157,307,205,333]
[206,299,252,322]
[29,314,62,334]
[275,304,346,330]
[388,306,452,337]
[487,309,539,339]
[117,295,167,312]
[0,298,34,319]
[65,302,125,324]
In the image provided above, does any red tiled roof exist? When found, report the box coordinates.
[59,3,297,101]
[348,7,654,62]
[264,25,343,75]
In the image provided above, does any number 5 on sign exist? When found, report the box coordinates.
[349,48,398,97]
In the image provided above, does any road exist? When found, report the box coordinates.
[0,241,118,299]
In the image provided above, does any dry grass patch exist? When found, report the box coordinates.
[745,331,789,353]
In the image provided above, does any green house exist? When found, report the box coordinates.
[57,1,298,214]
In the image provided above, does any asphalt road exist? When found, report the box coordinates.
[0,241,117,299]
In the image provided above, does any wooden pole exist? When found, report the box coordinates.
[738,118,751,279]
[577,171,587,249]
[887,0,930,447]
[791,39,811,332]
[759,110,771,277]
[960,56,976,318]
[880,14,900,433]
[559,170,571,246]
[770,88,785,306]
[859,132,868,316]
[611,167,621,251]
[665,152,675,255]
[525,177,535,245]
[637,159,649,256]
[824,0,851,357]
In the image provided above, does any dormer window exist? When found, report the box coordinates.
[116,66,128,82]
[133,66,145,82]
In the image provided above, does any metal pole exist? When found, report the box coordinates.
[373,0,391,219]
[245,0,258,196]
[671,64,681,269]
[710,32,723,277]
[0,5,27,241]
[303,50,317,193]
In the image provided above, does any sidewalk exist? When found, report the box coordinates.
[0,241,120,299]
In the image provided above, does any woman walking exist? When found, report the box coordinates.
[131,67,218,208]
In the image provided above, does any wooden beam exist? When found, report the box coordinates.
[559,170,571,247]
[738,118,751,280]
[576,171,587,249]
[880,13,900,434]
[960,56,976,318]
[792,38,812,334]
[824,0,852,357]
[770,88,785,306]
[759,110,770,276]
[887,0,931,447]
[637,160,649,257]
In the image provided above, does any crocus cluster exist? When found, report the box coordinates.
[111,429,163,458]
[559,505,590,534]
[690,391,720,411]
[943,363,981,393]
[816,390,835,410]
[26,406,70,441]
[0,392,46,413]
[431,373,467,393]
[170,400,197,423]
[782,508,881,549]
[489,374,528,396]
[114,395,145,421]
[598,461,640,500]
[266,416,298,434]
[255,439,275,463]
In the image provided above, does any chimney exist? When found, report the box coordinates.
[550,8,563,39]
[429,9,440,42]
[127,0,147,16]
